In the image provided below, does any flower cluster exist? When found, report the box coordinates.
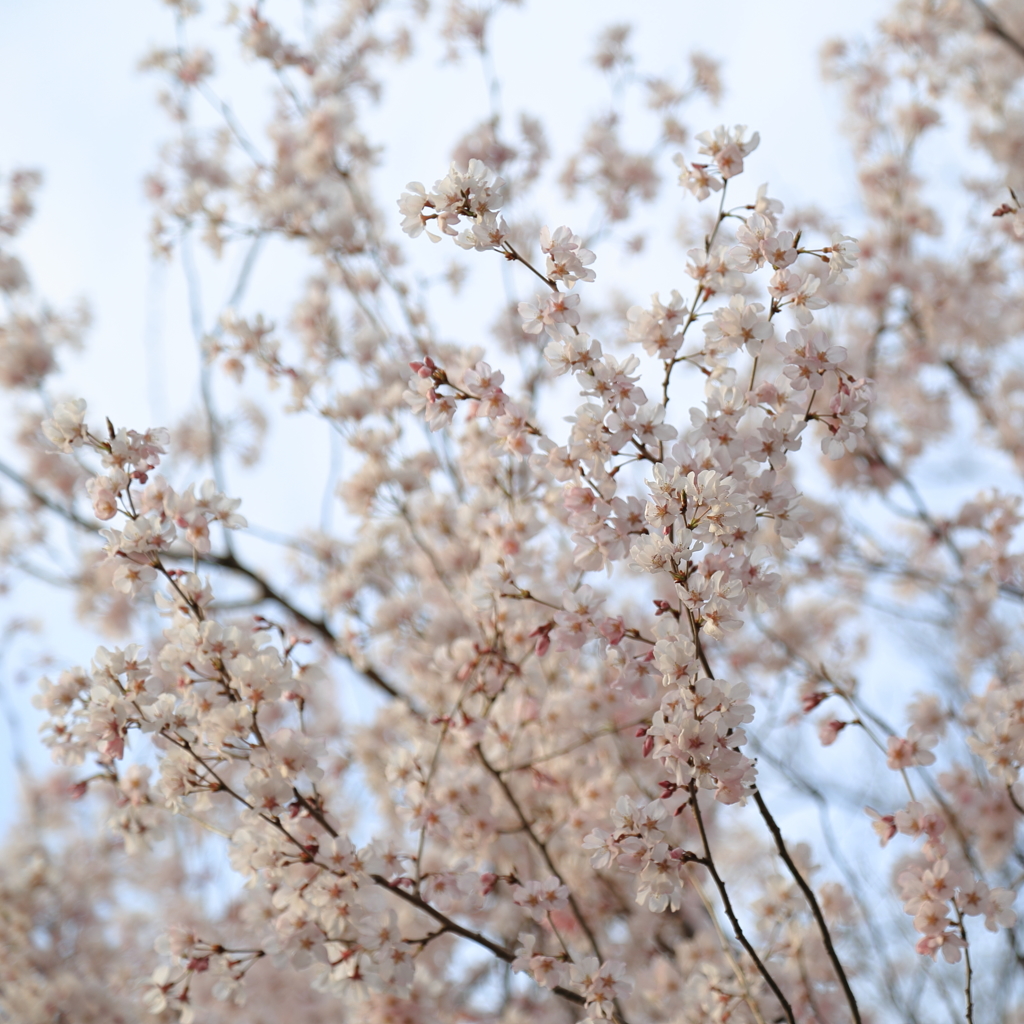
[398,159,507,249]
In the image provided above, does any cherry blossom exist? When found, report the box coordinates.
[2,4,1024,1023]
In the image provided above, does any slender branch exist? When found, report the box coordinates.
[1008,784,1024,817]
[0,459,423,714]
[686,868,769,1024]
[501,241,559,292]
[752,789,861,1024]
[368,873,592,1012]
[203,549,424,716]
[197,82,267,165]
[688,781,796,1024]
[685,605,715,680]
[662,181,729,409]
[181,230,265,559]
[497,718,649,774]
[954,905,974,1024]
[943,357,998,432]
[797,947,829,1024]
[414,674,474,886]
[374,872,610,1015]
[406,925,449,949]
[177,808,234,839]
[0,457,96,531]
[476,744,606,965]
[967,0,1024,62]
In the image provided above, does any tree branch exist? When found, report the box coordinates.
[476,743,606,965]
[752,789,861,1024]
[0,457,96,531]
[967,0,1024,62]
[206,549,421,714]
[688,781,796,1024]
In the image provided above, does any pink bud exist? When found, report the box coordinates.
[802,691,828,713]
[530,622,553,657]
[818,719,847,746]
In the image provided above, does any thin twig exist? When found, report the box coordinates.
[686,867,769,1024]
[497,718,649,773]
[476,744,606,965]
[954,905,974,1024]
[967,0,1024,62]
[752,789,861,1024]
[688,781,796,1024]
[1008,784,1024,817]
[0,457,96,530]
[0,459,422,714]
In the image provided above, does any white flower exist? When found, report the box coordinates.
[511,876,569,921]
[42,398,88,452]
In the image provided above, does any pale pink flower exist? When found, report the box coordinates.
[886,728,938,770]
[511,877,570,921]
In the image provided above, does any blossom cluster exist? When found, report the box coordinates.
[867,799,1016,963]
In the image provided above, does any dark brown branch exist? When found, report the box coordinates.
[0,452,421,711]
[206,549,421,714]
[476,744,606,965]
[1008,784,1024,817]
[369,873,592,1011]
[287,791,598,1014]
[752,789,861,1024]
[967,0,1024,62]
[953,905,975,1024]
[370,874,520,966]
[688,781,796,1024]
